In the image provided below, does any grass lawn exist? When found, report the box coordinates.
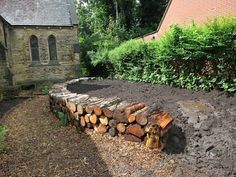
[0,125,6,153]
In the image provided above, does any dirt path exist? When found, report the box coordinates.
[0,96,175,177]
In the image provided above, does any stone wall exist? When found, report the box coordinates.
[0,20,4,43]
[7,26,79,86]
[0,19,10,88]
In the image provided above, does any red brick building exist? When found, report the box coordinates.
[142,0,236,41]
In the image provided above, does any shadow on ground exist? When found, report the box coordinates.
[165,124,186,154]
[0,98,27,124]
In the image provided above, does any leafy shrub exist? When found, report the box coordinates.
[0,125,7,153]
[57,112,69,125]
[99,17,236,92]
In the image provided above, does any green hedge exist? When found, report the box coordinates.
[95,17,236,91]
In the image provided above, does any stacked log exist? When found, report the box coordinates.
[49,78,174,151]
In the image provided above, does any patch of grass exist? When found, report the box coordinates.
[0,125,7,153]
[58,112,69,126]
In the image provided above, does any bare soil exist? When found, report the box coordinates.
[67,79,236,177]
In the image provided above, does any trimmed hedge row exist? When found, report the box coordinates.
[94,17,236,91]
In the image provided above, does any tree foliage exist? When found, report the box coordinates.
[97,17,236,92]
[76,0,168,76]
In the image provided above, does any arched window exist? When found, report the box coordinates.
[48,35,57,61]
[30,35,40,62]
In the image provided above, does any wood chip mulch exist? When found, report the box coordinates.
[0,96,176,177]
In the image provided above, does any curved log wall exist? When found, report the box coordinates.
[49,78,174,150]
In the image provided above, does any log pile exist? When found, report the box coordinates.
[49,78,174,151]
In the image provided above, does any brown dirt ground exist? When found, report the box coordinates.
[67,79,236,177]
[0,96,176,177]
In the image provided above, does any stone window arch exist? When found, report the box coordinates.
[30,35,40,62]
[48,35,57,61]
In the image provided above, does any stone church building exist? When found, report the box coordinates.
[0,0,80,89]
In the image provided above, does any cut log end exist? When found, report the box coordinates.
[94,105,102,116]
[80,116,86,127]
[99,116,109,126]
[96,124,107,134]
[90,114,98,124]
[116,123,126,134]
[102,107,113,118]
[108,128,117,137]
[85,105,93,114]
[126,124,145,138]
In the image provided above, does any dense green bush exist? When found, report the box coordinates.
[98,17,236,92]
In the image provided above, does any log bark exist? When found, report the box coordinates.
[126,124,145,138]
[87,97,105,105]
[102,107,113,118]
[108,128,117,137]
[108,119,117,128]
[139,102,163,118]
[89,114,98,124]
[80,116,86,127]
[113,101,134,123]
[136,116,148,126]
[68,94,90,104]
[93,97,121,117]
[116,123,126,134]
[124,134,142,143]
[148,111,174,131]
[124,102,146,118]
[113,111,128,123]
[99,116,109,126]
[59,94,77,106]
[85,97,105,114]
[128,107,148,123]
[97,97,121,108]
